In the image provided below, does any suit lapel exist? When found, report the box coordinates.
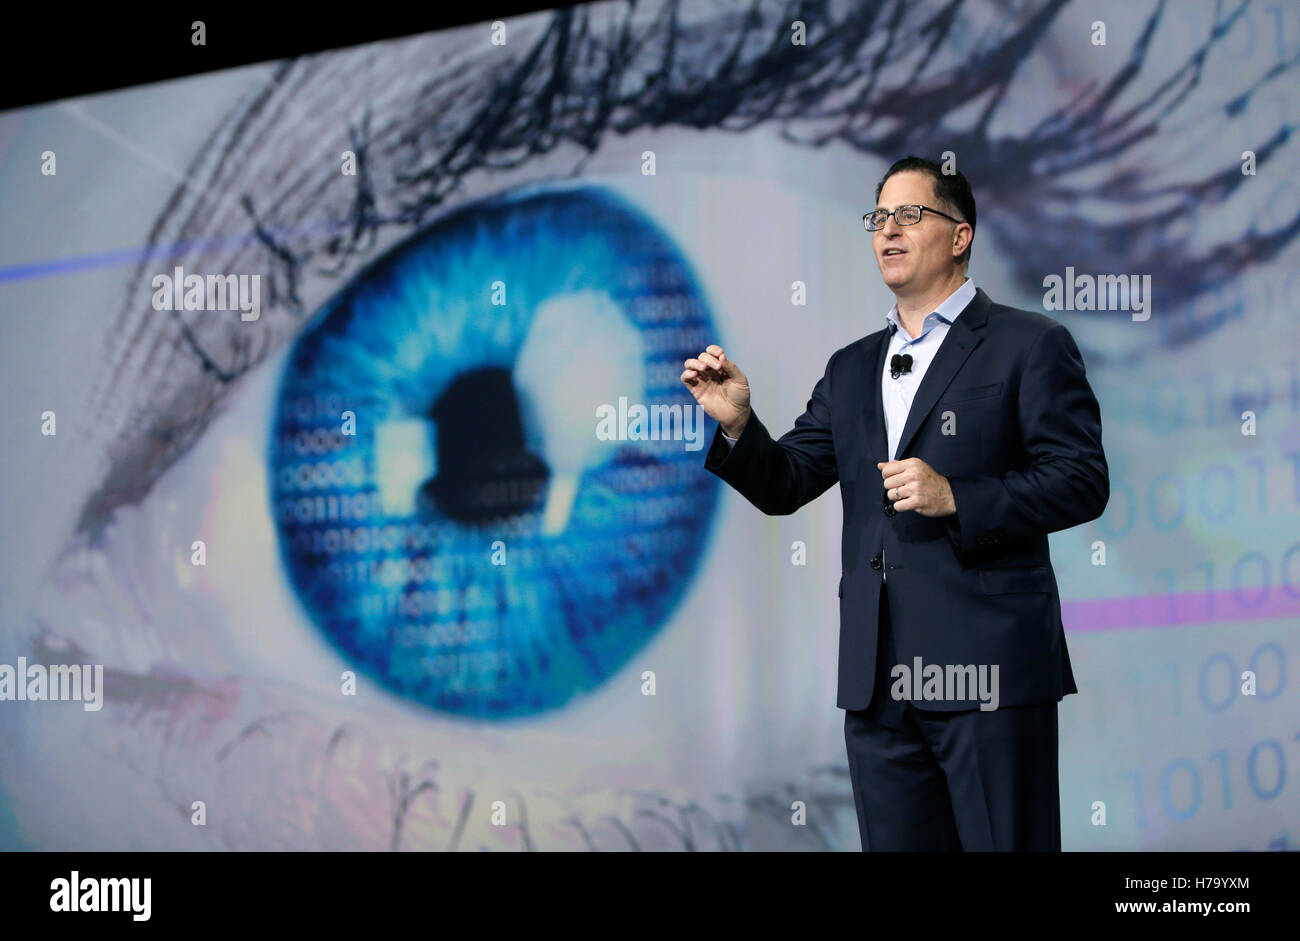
[864,329,891,462]
[894,288,993,460]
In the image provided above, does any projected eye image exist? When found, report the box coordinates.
[270,186,720,718]
[3,0,1299,854]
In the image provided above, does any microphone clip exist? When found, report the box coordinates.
[889,353,913,380]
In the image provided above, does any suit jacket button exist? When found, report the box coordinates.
[870,556,883,571]
[884,505,896,517]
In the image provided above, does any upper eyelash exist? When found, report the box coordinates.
[72,0,1296,536]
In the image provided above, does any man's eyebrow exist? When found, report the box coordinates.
[71,0,1287,535]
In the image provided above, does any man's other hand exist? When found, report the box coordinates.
[878,457,956,517]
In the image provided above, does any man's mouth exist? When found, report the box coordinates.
[883,248,906,257]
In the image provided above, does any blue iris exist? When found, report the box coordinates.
[268,184,720,719]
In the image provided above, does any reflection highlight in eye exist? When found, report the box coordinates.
[269,184,720,718]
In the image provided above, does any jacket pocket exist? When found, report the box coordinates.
[941,381,1002,405]
[979,565,1051,594]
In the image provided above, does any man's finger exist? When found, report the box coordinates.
[878,457,924,468]
[697,351,724,372]
[683,357,720,375]
[882,471,915,490]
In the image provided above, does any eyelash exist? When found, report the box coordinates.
[75,0,1294,540]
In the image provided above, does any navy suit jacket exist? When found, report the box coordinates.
[703,287,1109,711]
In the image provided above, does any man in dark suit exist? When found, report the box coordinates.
[680,156,1108,851]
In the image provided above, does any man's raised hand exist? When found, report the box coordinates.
[682,345,751,438]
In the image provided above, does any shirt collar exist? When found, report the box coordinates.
[885,277,976,334]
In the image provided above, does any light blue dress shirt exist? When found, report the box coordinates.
[721,278,976,582]
[880,277,976,462]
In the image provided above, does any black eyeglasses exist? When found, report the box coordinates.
[864,204,964,231]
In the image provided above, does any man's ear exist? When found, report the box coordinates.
[953,224,973,259]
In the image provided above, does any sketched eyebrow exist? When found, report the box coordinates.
[72,0,1294,535]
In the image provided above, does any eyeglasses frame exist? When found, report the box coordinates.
[863,204,965,231]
